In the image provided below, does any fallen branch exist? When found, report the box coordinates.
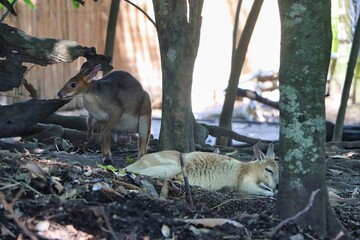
[0,23,112,91]
[202,123,275,145]
[271,189,320,236]
[326,141,360,149]
[94,206,118,240]
[41,113,88,132]
[237,88,279,109]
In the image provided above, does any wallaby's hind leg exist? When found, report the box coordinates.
[99,121,112,164]
[101,132,113,165]
[137,114,151,158]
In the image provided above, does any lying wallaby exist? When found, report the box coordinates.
[58,62,152,164]
[125,144,279,196]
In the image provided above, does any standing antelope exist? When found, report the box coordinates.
[58,62,152,164]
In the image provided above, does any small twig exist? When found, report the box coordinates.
[124,0,156,28]
[0,0,17,22]
[97,206,118,240]
[0,182,21,191]
[180,153,194,208]
[0,189,38,240]
[271,189,321,236]
[4,177,44,196]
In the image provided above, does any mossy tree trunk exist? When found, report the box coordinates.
[153,0,204,152]
[276,1,346,238]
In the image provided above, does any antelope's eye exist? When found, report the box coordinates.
[70,82,77,88]
[265,168,273,175]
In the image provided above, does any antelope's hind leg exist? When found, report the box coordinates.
[101,132,113,165]
[137,114,151,159]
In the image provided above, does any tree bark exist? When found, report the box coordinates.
[276,1,346,238]
[153,0,204,152]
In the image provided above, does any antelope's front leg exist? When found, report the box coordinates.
[98,111,124,143]
[87,115,98,143]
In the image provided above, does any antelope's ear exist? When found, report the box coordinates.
[265,143,276,161]
[84,64,101,83]
[79,61,94,73]
[254,145,266,161]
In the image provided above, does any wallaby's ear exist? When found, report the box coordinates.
[84,64,101,83]
[265,143,275,161]
[254,145,266,161]
[79,61,94,73]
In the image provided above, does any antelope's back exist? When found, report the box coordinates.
[98,71,151,115]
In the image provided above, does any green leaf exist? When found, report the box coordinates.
[106,164,119,173]
[71,0,80,8]
[96,162,119,173]
[126,156,136,163]
[23,0,35,10]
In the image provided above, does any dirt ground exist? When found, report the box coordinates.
[0,135,359,240]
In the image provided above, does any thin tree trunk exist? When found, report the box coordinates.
[333,15,360,141]
[104,0,121,75]
[153,0,204,152]
[216,0,263,146]
[276,1,346,237]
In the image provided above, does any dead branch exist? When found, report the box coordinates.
[22,79,38,99]
[23,123,91,144]
[41,113,88,132]
[95,206,118,240]
[271,189,321,236]
[0,189,38,240]
[124,0,156,28]
[326,141,360,149]
[0,0,17,18]
[0,23,112,91]
[236,87,279,109]
[201,123,275,145]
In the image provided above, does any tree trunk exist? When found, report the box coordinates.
[333,15,360,140]
[216,0,263,146]
[276,1,346,238]
[153,0,204,152]
[104,0,121,75]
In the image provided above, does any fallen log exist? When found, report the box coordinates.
[24,123,90,144]
[0,99,69,138]
[41,113,88,132]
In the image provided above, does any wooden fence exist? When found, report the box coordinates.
[1,1,250,111]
